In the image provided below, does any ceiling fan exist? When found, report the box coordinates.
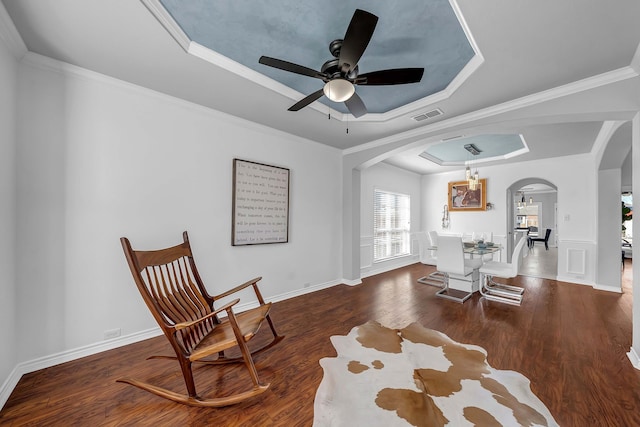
[258,9,424,118]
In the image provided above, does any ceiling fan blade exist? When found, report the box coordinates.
[259,56,326,79]
[338,9,378,74]
[345,92,367,118]
[356,68,425,85]
[288,89,325,111]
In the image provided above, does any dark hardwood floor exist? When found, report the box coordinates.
[2,260,639,426]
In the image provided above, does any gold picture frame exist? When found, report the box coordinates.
[448,179,487,212]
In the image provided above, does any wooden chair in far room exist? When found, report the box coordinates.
[417,231,445,287]
[529,228,552,250]
[478,235,528,305]
[435,235,483,303]
[119,231,284,407]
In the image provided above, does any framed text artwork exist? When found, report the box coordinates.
[232,158,290,245]
[448,179,487,212]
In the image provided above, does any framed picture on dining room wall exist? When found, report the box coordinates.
[448,179,487,212]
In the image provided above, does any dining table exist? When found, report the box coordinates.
[463,242,502,258]
[426,242,503,294]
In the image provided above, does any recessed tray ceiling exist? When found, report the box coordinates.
[158,0,475,114]
[420,134,528,165]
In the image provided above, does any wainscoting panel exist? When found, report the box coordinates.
[360,235,373,270]
[566,248,586,275]
[557,239,595,286]
[359,234,419,278]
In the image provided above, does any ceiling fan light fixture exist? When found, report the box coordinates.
[323,79,355,102]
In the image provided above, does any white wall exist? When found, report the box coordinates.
[422,172,505,240]
[622,150,632,192]
[360,162,422,276]
[421,154,597,284]
[12,54,343,365]
[631,114,640,365]
[597,169,622,290]
[0,22,18,395]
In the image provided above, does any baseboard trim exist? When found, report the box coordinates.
[555,275,593,287]
[263,279,343,303]
[627,347,640,370]
[0,327,162,410]
[555,276,623,293]
[341,278,363,286]
[361,258,418,279]
[0,279,345,410]
[593,284,623,293]
[0,368,20,411]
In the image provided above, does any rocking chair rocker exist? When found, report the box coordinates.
[119,231,284,407]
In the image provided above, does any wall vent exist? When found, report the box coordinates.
[412,108,443,122]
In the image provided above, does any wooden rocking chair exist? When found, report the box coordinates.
[119,231,284,407]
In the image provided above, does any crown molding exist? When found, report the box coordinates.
[138,0,482,123]
[139,0,190,51]
[361,54,484,123]
[0,1,27,59]
[20,51,340,154]
[343,65,640,156]
[631,40,640,74]
[187,41,321,113]
[188,40,483,124]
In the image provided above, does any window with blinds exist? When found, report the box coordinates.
[374,189,411,261]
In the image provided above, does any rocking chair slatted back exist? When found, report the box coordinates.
[119,231,284,407]
[125,240,217,354]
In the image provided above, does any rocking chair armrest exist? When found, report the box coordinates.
[173,298,240,331]
[213,277,265,303]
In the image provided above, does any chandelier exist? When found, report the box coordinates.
[464,144,481,190]
[517,192,534,208]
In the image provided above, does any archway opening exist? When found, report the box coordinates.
[506,178,558,280]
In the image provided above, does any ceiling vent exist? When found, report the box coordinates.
[412,108,443,122]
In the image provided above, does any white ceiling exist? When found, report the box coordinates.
[2,0,640,175]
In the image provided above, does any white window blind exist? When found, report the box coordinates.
[374,189,411,261]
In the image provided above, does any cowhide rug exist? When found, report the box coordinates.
[314,321,558,427]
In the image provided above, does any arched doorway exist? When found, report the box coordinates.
[596,121,631,291]
[506,179,558,277]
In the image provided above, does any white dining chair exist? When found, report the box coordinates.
[417,231,436,265]
[435,235,482,303]
[428,230,439,248]
[478,235,527,305]
[417,231,444,287]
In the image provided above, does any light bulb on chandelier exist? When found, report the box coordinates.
[463,143,482,191]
